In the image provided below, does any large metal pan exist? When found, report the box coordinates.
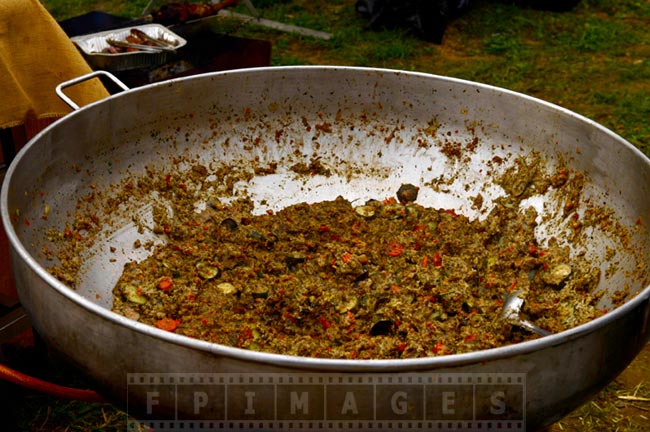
[2,67,650,431]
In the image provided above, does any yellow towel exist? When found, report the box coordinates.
[0,0,109,129]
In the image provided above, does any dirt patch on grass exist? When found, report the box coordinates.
[551,344,650,431]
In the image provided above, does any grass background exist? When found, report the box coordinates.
[13,0,650,430]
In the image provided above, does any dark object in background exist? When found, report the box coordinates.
[355,0,471,44]
[517,0,581,12]
[356,0,581,44]
[58,11,130,36]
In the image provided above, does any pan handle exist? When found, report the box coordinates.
[56,70,129,110]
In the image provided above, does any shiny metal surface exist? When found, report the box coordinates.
[502,291,552,337]
[2,66,650,430]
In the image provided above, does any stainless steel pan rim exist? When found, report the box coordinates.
[3,65,649,372]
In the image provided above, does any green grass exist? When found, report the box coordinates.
[554,380,650,431]
[42,0,149,20]
[16,397,133,432]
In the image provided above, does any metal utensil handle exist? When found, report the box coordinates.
[56,70,130,110]
[518,320,552,337]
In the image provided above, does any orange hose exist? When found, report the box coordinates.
[0,363,106,403]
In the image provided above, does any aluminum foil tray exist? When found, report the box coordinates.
[71,24,187,72]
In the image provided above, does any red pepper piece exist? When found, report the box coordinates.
[158,277,174,291]
[387,241,404,257]
[318,317,331,330]
[432,343,446,354]
[464,333,477,343]
[155,318,180,332]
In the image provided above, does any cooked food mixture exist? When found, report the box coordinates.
[102,28,178,54]
[108,167,605,359]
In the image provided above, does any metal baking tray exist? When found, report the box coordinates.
[71,24,187,72]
